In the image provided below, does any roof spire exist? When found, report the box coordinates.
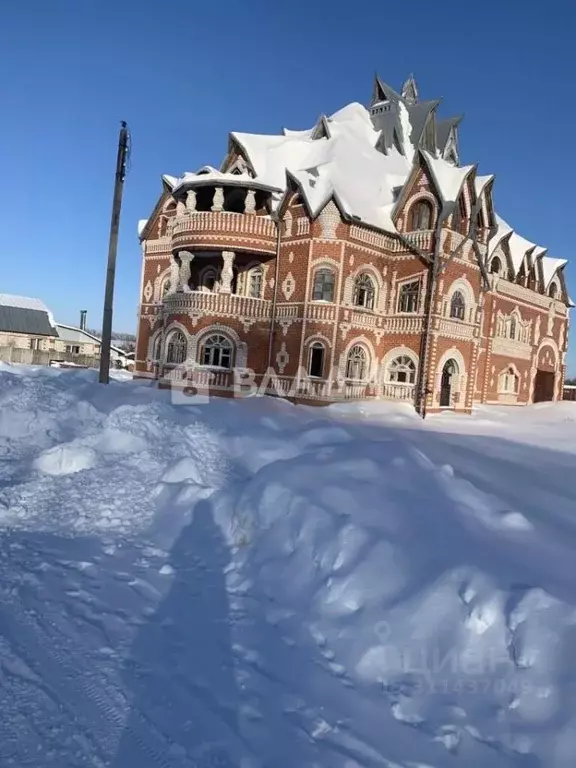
[401,75,419,105]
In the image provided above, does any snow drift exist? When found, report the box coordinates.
[0,362,575,767]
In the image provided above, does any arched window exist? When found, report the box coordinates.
[409,200,433,231]
[161,277,171,297]
[345,345,368,380]
[397,280,420,313]
[509,317,516,340]
[199,267,220,292]
[450,291,466,321]
[387,355,416,384]
[308,342,325,378]
[353,274,375,309]
[248,267,263,298]
[200,334,233,368]
[153,336,162,361]
[490,256,502,274]
[166,331,187,365]
[499,367,519,394]
[548,282,558,299]
[312,268,335,302]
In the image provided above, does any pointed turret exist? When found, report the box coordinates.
[401,75,419,105]
[371,74,402,107]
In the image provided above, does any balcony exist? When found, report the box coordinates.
[163,290,272,320]
[171,211,277,254]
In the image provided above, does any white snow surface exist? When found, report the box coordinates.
[1,363,576,767]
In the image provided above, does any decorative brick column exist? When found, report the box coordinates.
[245,189,256,214]
[177,251,194,292]
[169,257,179,294]
[212,187,224,212]
[186,190,197,212]
[220,251,235,293]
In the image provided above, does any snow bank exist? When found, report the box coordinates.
[1,364,576,767]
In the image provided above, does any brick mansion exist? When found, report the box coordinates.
[135,74,571,413]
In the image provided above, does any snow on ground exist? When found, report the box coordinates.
[1,362,576,767]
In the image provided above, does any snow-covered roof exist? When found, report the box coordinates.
[56,324,126,356]
[0,293,57,334]
[474,174,494,197]
[172,168,280,194]
[421,151,475,203]
[153,74,569,274]
[137,219,148,236]
[507,231,537,273]
[540,257,567,289]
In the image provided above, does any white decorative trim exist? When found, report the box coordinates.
[282,272,296,301]
[339,336,378,379]
[317,200,340,239]
[434,347,467,408]
[304,332,332,348]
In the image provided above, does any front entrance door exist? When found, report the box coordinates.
[440,360,457,407]
[533,370,555,402]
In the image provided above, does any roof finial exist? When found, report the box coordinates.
[401,74,419,105]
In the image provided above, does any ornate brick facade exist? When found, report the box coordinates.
[135,75,570,413]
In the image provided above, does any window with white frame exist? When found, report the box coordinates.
[308,342,325,378]
[548,282,558,299]
[353,274,375,309]
[153,336,162,361]
[450,290,466,320]
[490,256,502,274]
[312,268,335,302]
[200,334,233,368]
[345,345,368,380]
[387,355,416,384]
[166,331,187,365]
[397,280,420,313]
[499,367,519,394]
[248,268,263,298]
[509,317,516,340]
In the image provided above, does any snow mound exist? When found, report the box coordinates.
[1,364,576,767]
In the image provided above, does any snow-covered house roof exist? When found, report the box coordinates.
[56,324,126,357]
[540,257,568,289]
[154,73,568,292]
[0,294,57,337]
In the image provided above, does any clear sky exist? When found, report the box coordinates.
[1,0,575,371]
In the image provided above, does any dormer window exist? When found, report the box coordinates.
[410,200,433,231]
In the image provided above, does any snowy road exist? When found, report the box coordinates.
[1,366,576,767]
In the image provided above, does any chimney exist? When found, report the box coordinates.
[80,310,87,331]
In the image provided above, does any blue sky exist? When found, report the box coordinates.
[1,0,574,372]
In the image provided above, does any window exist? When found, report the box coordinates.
[166,331,187,365]
[153,337,162,361]
[549,282,558,299]
[490,256,502,274]
[345,345,368,380]
[397,280,420,313]
[353,273,375,309]
[200,334,233,368]
[308,342,325,378]
[30,338,42,350]
[200,267,219,292]
[312,269,335,302]
[509,317,516,340]
[499,367,519,394]
[388,355,416,384]
[161,278,171,296]
[410,200,433,231]
[452,196,466,234]
[66,345,81,355]
[248,268,263,298]
[450,291,466,321]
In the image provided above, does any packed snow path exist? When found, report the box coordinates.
[0,365,576,767]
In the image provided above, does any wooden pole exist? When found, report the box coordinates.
[99,121,129,384]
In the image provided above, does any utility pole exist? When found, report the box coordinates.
[99,121,130,384]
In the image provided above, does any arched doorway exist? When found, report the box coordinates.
[533,343,557,403]
[440,359,458,407]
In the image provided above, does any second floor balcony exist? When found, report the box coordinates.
[163,290,272,321]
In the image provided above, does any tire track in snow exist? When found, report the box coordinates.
[0,587,174,768]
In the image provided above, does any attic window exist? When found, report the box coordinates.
[452,196,467,235]
[549,282,558,299]
[230,167,243,176]
[410,200,433,231]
